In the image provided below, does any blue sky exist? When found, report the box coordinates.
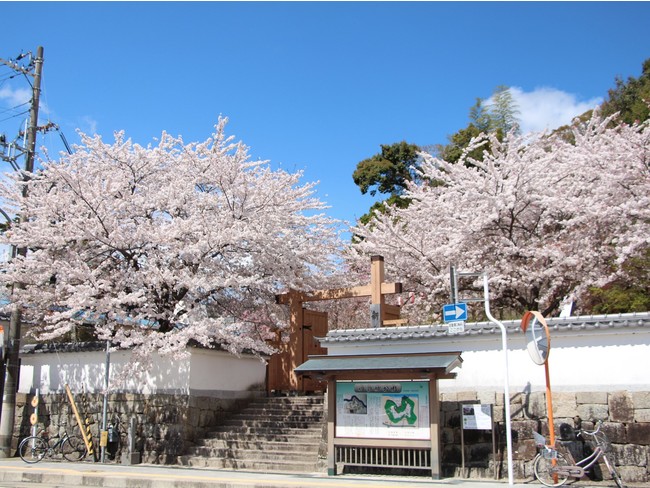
[1,2,649,227]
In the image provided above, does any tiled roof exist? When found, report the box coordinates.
[321,312,650,344]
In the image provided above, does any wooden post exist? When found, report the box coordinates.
[370,256,385,327]
[327,379,336,476]
[429,378,441,479]
[65,384,94,457]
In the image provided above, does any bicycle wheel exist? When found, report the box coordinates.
[61,435,87,462]
[601,453,626,488]
[18,436,47,464]
[533,452,571,487]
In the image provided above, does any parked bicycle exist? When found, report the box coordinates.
[18,428,88,464]
[533,418,625,488]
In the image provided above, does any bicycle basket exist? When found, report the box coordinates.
[587,431,612,454]
[542,447,558,460]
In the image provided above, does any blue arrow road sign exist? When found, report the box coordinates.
[443,302,468,322]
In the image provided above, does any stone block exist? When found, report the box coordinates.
[522,391,546,420]
[635,409,650,423]
[513,439,537,461]
[492,405,504,423]
[477,391,496,405]
[512,419,540,440]
[627,423,650,445]
[609,391,634,423]
[632,391,650,409]
[457,391,478,402]
[551,392,577,418]
[193,396,213,411]
[441,392,458,402]
[441,400,459,412]
[616,443,647,467]
[495,393,504,406]
[447,413,461,429]
[601,421,627,444]
[442,445,462,465]
[468,443,492,465]
[187,409,201,428]
[577,403,609,421]
[576,391,608,404]
[441,427,455,444]
[617,466,648,483]
[198,409,215,427]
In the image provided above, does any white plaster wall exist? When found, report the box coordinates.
[442,343,650,393]
[19,347,267,395]
[188,349,266,394]
[18,349,190,395]
[324,327,650,394]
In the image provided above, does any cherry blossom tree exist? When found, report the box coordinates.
[350,109,650,319]
[0,118,342,358]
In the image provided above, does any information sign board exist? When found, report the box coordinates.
[462,403,493,430]
[335,381,430,440]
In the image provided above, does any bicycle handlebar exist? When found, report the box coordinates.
[578,419,603,437]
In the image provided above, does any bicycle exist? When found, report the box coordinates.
[532,419,625,488]
[18,428,88,464]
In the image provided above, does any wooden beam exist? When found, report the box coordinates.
[382,318,408,326]
[276,282,402,304]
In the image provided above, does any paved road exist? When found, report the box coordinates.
[0,457,537,488]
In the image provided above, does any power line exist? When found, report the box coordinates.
[0,110,29,124]
[0,102,30,115]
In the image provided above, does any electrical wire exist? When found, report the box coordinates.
[0,101,30,115]
[0,110,29,124]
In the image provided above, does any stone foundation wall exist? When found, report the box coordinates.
[440,390,650,483]
[13,390,262,464]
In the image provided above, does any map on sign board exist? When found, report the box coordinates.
[382,394,418,427]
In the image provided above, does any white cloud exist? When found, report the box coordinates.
[80,116,98,135]
[0,85,31,107]
[509,86,602,135]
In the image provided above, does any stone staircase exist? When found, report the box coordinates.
[178,395,325,473]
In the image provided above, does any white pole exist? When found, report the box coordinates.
[483,274,514,485]
[101,341,110,463]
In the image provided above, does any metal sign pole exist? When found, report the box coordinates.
[460,404,466,476]
[450,265,458,304]
[482,274,514,485]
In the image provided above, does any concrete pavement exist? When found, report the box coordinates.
[0,457,539,488]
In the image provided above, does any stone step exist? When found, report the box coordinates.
[178,455,318,472]
[241,404,323,412]
[185,394,325,473]
[242,408,322,415]
[185,445,317,460]
[231,409,324,418]
[209,425,322,436]
[220,419,322,429]
[191,441,319,454]
[193,435,320,448]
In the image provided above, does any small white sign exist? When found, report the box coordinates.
[462,404,493,430]
[446,321,465,334]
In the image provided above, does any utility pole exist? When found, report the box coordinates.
[0,46,43,456]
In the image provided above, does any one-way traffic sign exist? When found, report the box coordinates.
[443,302,468,322]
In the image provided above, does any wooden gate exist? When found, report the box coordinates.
[267,308,328,393]
[301,310,327,392]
